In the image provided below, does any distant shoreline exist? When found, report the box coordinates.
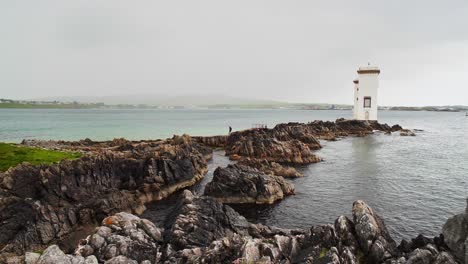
[0,104,465,112]
[0,99,466,112]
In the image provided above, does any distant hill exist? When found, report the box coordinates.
[2,97,467,111]
[33,94,283,107]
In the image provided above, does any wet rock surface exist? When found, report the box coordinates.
[204,164,295,204]
[0,135,209,258]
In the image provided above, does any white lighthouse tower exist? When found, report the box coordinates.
[353,65,380,120]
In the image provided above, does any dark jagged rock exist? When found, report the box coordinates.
[391,124,403,131]
[164,190,250,250]
[21,195,459,264]
[0,136,209,258]
[23,212,163,264]
[227,130,322,164]
[400,129,416,136]
[237,158,303,178]
[204,164,295,204]
[192,135,228,148]
[442,198,468,263]
[225,119,401,164]
[352,200,397,263]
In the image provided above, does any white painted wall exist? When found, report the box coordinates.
[353,66,380,120]
[353,79,359,119]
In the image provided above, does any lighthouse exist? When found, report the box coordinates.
[353,65,380,121]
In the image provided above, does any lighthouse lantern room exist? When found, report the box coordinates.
[353,66,380,121]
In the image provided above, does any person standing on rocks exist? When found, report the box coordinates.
[229,126,232,134]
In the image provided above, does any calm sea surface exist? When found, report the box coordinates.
[1,109,467,241]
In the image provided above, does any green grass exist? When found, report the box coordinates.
[0,143,81,172]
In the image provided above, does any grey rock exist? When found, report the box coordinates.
[139,219,162,242]
[89,234,105,249]
[104,255,138,264]
[400,129,416,136]
[166,190,250,250]
[432,251,458,264]
[84,255,98,264]
[95,226,112,238]
[25,252,41,264]
[241,239,262,262]
[76,245,94,257]
[406,248,434,264]
[204,164,295,204]
[352,200,396,262]
[75,212,161,263]
[37,245,72,264]
[442,210,468,262]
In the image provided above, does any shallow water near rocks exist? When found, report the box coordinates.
[2,109,467,242]
[145,111,468,242]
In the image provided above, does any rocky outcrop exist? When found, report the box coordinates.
[0,136,209,258]
[192,135,228,148]
[21,135,213,161]
[225,119,401,164]
[352,200,397,262]
[442,198,468,263]
[21,194,459,264]
[227,132,322,164]
[400,129,416,136]
[165,190,251,250]
[75,212,163,263]
[204,164,295,204]
[237,158,303,178]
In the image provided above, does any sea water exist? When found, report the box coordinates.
[1,108,467,241]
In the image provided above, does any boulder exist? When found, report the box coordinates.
[165,190,250,250]
[400,129,416,136]
[352,200,397,263]
[204,164,295,204]
[36,245,85,264]
[442,198,468,262]
[75,212,163,263]
[25,252,41,264]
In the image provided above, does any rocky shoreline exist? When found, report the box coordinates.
[2,119,464,264]
[15,192,465,264]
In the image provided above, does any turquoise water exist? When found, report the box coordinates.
[0,108,351,142]
[2,108,468,241]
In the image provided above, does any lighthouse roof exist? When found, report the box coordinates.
[357,66,380,74]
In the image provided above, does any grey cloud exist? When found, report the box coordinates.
[0,0,467,106]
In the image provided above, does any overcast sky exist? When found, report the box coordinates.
[1,1,467,106]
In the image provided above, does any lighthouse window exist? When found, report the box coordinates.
[363,97,371,108]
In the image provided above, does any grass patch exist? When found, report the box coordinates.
[0,143,81,172]
[319,247,329,258]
